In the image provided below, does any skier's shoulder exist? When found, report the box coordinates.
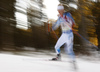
[63,12,71,16]
[64,12,75,24]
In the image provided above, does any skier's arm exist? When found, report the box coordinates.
[67,12,76,28]
[52,17,61,30]
[67,12,77,34]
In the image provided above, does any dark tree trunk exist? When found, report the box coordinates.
[0,0,16,50]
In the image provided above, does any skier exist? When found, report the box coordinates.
[51,4,76,63]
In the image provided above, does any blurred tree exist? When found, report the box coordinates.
[78,0,93,53]
[27,0,49,48]
[91,2,100,49]
[0,0,16,50]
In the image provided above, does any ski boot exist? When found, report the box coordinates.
[51,54,61,61]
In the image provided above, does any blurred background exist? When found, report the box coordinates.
[0,0,100,55]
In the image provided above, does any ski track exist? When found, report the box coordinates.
[0,53,100,72]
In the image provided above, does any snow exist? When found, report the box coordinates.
[0,52,100,72]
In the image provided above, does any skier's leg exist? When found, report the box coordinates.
[55,34,66,54]
[67,43,75,61]
[65,42,77,70]
[52,34,66,60]
[65,33,75,61]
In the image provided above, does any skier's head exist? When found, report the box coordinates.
[57,4,64,16]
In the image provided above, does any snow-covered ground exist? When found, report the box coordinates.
[0,51,100,72]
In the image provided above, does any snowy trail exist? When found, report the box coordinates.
[0,53,100,72]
